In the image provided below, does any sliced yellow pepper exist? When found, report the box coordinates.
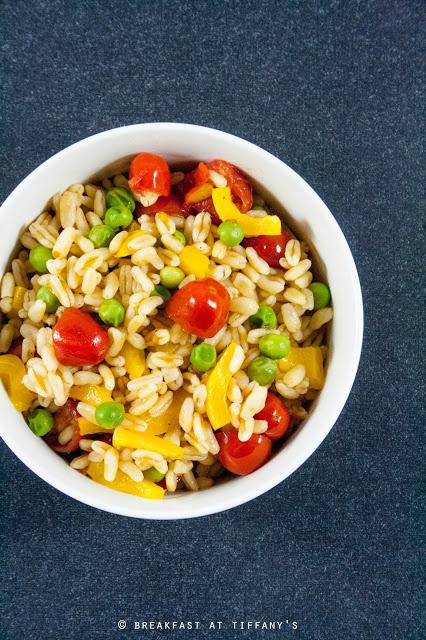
[114,230,145,258]
[78,416,112,436]
[179,245,210,279]
[125,388,187,436]
[212,187,281,236]
[185,183,213,204]
[87,461,165,500]
[121,342,145,379]
[206,341,240,430]
[12,286,26,312]
[69,385,113,405]
[279,346,325,390]
[113,427,184,459]
[0,354,36,411]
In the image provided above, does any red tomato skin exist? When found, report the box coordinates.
[46,398,81,453]
[216,430,272,476]
[190,197,221,225]
[208,159,253,212]
[182,162,211,203]
[242,233,292,268]
[128,153,171,197]
[166,278,230,339]
[53,308,109,366]
[7,338,23,358]
[135,194,190,218]
[254,392,290,441]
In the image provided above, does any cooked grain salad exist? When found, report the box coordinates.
[0,154,333,499]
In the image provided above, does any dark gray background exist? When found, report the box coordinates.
[0,1,424,639]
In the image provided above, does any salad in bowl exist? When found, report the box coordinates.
[0,149,333,502]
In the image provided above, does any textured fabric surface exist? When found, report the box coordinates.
[0,1,424,639]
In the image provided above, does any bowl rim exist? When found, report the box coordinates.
[0,122,363,519]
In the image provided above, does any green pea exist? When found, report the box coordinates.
[88,224,116,248]
[98,299,125,327]
[36,286,60,313]
[259,333,291,360]
[218,220,245,247]
[95,402,125,429]
[190,343,217,372]
[152,284,172,305]
[27,408,54,436]
[160,266,185,289]
[309,282,331,310]
[247,356,277,386]
[29,246,53,273]
[249,305,277,329]
[104,206,133,229]
[106,187,135,213]
[143,467,165,483]
[173,230,187,246]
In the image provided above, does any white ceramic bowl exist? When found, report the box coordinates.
[0,123,363,519]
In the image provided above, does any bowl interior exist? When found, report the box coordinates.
[0,124,363,518]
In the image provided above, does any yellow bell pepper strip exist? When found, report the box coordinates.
[113,427,184,459]
[113,230,146,258]
[12,286,26,312]
[183,162,213,204]
[125,388,188,436]
[0,354,36,411]
[87,461,165,500]
[121,342,145,379]
[179,245,210,279]
[185,182,212,204]
[69,384,113,405]
[279,346,325,390]
[212,187,281,236]
[78,416,112,436]
[206,341,242,430]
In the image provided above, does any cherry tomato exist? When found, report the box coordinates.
[254,392,290,441]
[7,337,23,358]
[128,153,171,197]
[243,232,292,268]
[135,193,190,218]
[183,162,212,204]
[208,159,253,212]
[95,432,113,445]
[166,278,230,339]
[45,398,80,453]
[216,429,272,476]
[190,197,221,225]
[53,308,109,366]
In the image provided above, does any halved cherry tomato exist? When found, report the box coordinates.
[45,398,80,453]
[254,392,290,441]
[128,153,171,197]
[135,194,190,218]
[166,278,230,339]
[208,159,253,212]
[216,429,272,476]
[183,162,212,204]
[7,337,23,358]
[53,308,109,367]
[95,432,113,445]
[191,197,221,225]
[243,232,292,268]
